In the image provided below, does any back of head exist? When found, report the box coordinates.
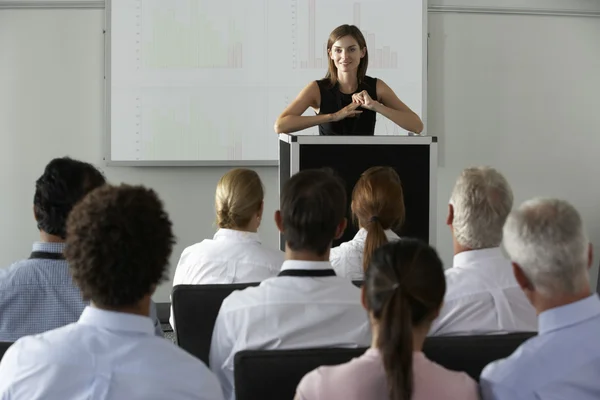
[65,184,174,309]
[352,166,405,272]
[365,239,446,400]
[503,198,589,297]
[34,157,106,239]
[450,166,513,249]
[215,168,264,230]
[280,169,346,256]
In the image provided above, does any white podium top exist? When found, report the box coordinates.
[278,134,437,146]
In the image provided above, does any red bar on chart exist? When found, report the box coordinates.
[367,33,375,56]
[383,46,390,68]
[236,43,243,68]
[308,0,315,69]
[353,3,360,27]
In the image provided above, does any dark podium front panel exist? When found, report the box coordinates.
[278,135,436,250]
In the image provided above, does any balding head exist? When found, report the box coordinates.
[503,198,591,297]
[449,167,513,250]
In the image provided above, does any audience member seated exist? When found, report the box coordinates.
[170,168,284,329]
[0,184,224,400]
[429,167,537,336]
[0,157,162,341]
[330,166,405,280]
[210,169,371,400]
[295,239,479,400]
[481,198,600,400]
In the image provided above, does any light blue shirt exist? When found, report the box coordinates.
[0,242,163,341]
[481,294,600,400]
[0,307,224,400]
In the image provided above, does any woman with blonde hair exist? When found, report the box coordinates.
[172,168,283,287]
[296,240,479,400]
[330,166,405,280]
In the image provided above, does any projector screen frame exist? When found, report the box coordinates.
[103,0,429,167]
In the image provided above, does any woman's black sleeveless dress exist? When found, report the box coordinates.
[316,76,378,136]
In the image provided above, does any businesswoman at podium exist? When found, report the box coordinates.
[274,24,423,136]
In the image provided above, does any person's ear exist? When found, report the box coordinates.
[274,210,284,233]
[446,204,454,226]
[587,242,594,270]
[512,262,534,293]
[334,218,348,240]
[360,47,366,58]
[257,201,264,220]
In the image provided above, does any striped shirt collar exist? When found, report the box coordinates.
[32,241,66,254]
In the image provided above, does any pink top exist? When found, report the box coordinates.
[296,348,479,400]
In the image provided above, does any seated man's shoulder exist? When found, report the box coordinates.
[220,282,270,312]
[0,259,35,286]
[481,336,544,386]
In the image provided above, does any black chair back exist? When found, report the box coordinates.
[172,283,259,366]
[233,332,536,400]
[423,332,536,380]
[0,342,12,361]
[234,347,368,400]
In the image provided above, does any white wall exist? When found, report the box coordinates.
[0,10,280,302]
[1,4,599,302]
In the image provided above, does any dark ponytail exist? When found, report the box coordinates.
[363,218,390,272]
[378,287,414,400]
[365,239,446,400]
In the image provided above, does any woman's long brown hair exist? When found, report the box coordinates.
[351,166,405,272]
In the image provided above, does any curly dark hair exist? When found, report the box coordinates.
[33,157,106,239]
[65,184,174,308]
[280,169,347,256]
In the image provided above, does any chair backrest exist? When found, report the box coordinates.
[0,342,12,361]
[233,332,536,400]
[172,283,260,366]
[234,347,368,400]
[423,332,537,380]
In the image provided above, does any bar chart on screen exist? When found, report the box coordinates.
[291,0,405,70]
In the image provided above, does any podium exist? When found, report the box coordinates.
[278,134,438,249]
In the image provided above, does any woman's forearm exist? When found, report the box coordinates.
[274,114,334,134]
[373,103,424,134]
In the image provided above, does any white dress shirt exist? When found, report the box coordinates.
[209,260,371,400]
[329,228,400,280]
[481,295,600,400]
[0,307,224,400]
[429,247,537,336]
[173,229,284,285]
[170,229,284,328]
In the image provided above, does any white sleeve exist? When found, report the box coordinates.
[209,308,237,400]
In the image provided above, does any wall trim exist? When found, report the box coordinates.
[2,1,600,18]
[429,5,600,18]
[0,1,104,9]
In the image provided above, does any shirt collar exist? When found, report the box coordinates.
[452,247,504,269]
[32,241,66,253]
[78,306,155,335]
[353,228,400,242]
[280,260,334,272]
[538,294,600,335]
[213,228,261,244]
